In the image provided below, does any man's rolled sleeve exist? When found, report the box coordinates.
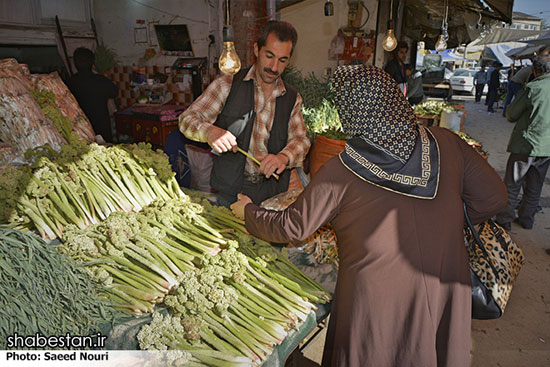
[280,93,311,168]
[178,74,233,142]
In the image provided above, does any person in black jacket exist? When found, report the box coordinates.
[66,47,118,143]
[384,41,408,96]
[486,62,502,113]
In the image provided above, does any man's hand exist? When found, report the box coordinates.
[230,194,252,220]
[207,126,238,153]
[258,153,288,179]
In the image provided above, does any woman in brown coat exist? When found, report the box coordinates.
[231,65,507,366]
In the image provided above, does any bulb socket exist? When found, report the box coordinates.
[223,26,234,42]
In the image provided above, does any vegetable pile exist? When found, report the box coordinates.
[137,245,327,366]
[1,138,332,363]
[282,66,345,141]
[60,197,329,313]
[1,142,183,240]
[413,100,457,116]
[58,196,330,365]
[302,99,345,140]
[455,131,488,157]
[0,229,123,349]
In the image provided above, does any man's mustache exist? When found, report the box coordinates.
[264,68,278,76]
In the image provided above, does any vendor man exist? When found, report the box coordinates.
[179,21,310,206]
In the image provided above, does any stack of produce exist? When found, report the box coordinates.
[0,229,123,349]
[455,131,488,157]
[0,142,183,240]
[60,198,329,313]
[413,100,457,116]
[32,72,95,142]
[281,66,344,141]
[58,197,330,365]
[0,58,95,164]
[1,132,330,362]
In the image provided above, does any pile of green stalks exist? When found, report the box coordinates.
[0,142,184,240]
[191,194,331,304]
[61,196,331,365]
[137,248,319,366]
[61,198,330,316]
[0,229,124,349]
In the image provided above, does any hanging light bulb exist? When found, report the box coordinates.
[219,26,241,75]
[383,20,398,51]
[382,0,397,52]
[218,0,241,75]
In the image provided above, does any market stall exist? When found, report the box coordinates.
[0,57,336,367]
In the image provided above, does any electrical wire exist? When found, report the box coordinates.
[128,0,209,24]
[359,1,370,29]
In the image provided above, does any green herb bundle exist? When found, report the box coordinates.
[283,66,344,140]
[0,229,123,349]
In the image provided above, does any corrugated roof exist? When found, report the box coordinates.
[512,11,542,21]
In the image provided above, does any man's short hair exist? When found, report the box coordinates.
[73,47,95,72]
[537,45,550,55]
[395,41,408,52]
[533,55,550,75]
[257,20,298,54]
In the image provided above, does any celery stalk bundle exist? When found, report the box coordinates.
[59,195,330,365]
[137,248,321,366]
[60,198,222,314]
[191,195,331,304]
[1,142,184,240]
[61,197,330,316]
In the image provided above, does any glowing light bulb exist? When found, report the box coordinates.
[383,29,397,52]
[435,34,447,52]
[219,27,241,75]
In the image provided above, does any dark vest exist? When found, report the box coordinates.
[210,67,297,204]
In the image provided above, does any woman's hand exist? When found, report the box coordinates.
[230,194,252,220]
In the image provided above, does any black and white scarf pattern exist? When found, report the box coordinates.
[333,65,439,199]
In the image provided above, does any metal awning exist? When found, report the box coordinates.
[403,0,515,48]
[469,28,550,46]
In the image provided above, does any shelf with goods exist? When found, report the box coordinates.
[0,59,333,366]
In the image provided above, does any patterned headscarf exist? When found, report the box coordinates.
[333,65,440,199]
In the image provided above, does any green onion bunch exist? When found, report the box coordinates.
[0,229,123,349]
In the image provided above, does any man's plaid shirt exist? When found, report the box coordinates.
[178,65,310,175]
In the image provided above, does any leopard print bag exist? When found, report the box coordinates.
[464,208,525,319]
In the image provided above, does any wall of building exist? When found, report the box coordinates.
[280,0,378,77]
[92,0,221,70]
[510,19,541,30]
[230,0,266,69]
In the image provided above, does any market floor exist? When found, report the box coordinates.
[286,96,550,367]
